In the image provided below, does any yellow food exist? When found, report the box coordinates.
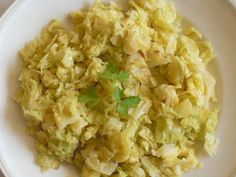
[16,0,220,177]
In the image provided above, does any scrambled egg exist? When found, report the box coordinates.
[16,0,220,176]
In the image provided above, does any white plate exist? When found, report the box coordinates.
[0,0,235,177]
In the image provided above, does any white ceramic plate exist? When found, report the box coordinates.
[0,0,235,177]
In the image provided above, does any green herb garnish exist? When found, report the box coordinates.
[100,62,129,82]
[113,87,141,115]
[114,87,124,101]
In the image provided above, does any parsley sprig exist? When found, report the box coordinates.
[100,62,129,82]
[78,63,138,114]
[114,87,141,116]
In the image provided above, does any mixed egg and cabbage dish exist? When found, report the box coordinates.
[16,0,220,176]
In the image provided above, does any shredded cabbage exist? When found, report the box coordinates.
[16,0,220,177]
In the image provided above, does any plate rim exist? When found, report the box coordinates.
[0,2,25,177]
[229,0,236,8]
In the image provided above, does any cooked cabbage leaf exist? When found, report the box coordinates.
[16,0,220,177]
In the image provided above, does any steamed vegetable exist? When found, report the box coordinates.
[16,0,220,177]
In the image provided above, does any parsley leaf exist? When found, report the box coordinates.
[78,86,98,106]
[100,62,118,80]
[112,85,141,116]
[117,103,128,115]
[100,62,129,82]
[120,96,141,108]
[116,71,129,82]
[113,87,124,101]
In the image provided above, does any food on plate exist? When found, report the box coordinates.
[15,0,220,176]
